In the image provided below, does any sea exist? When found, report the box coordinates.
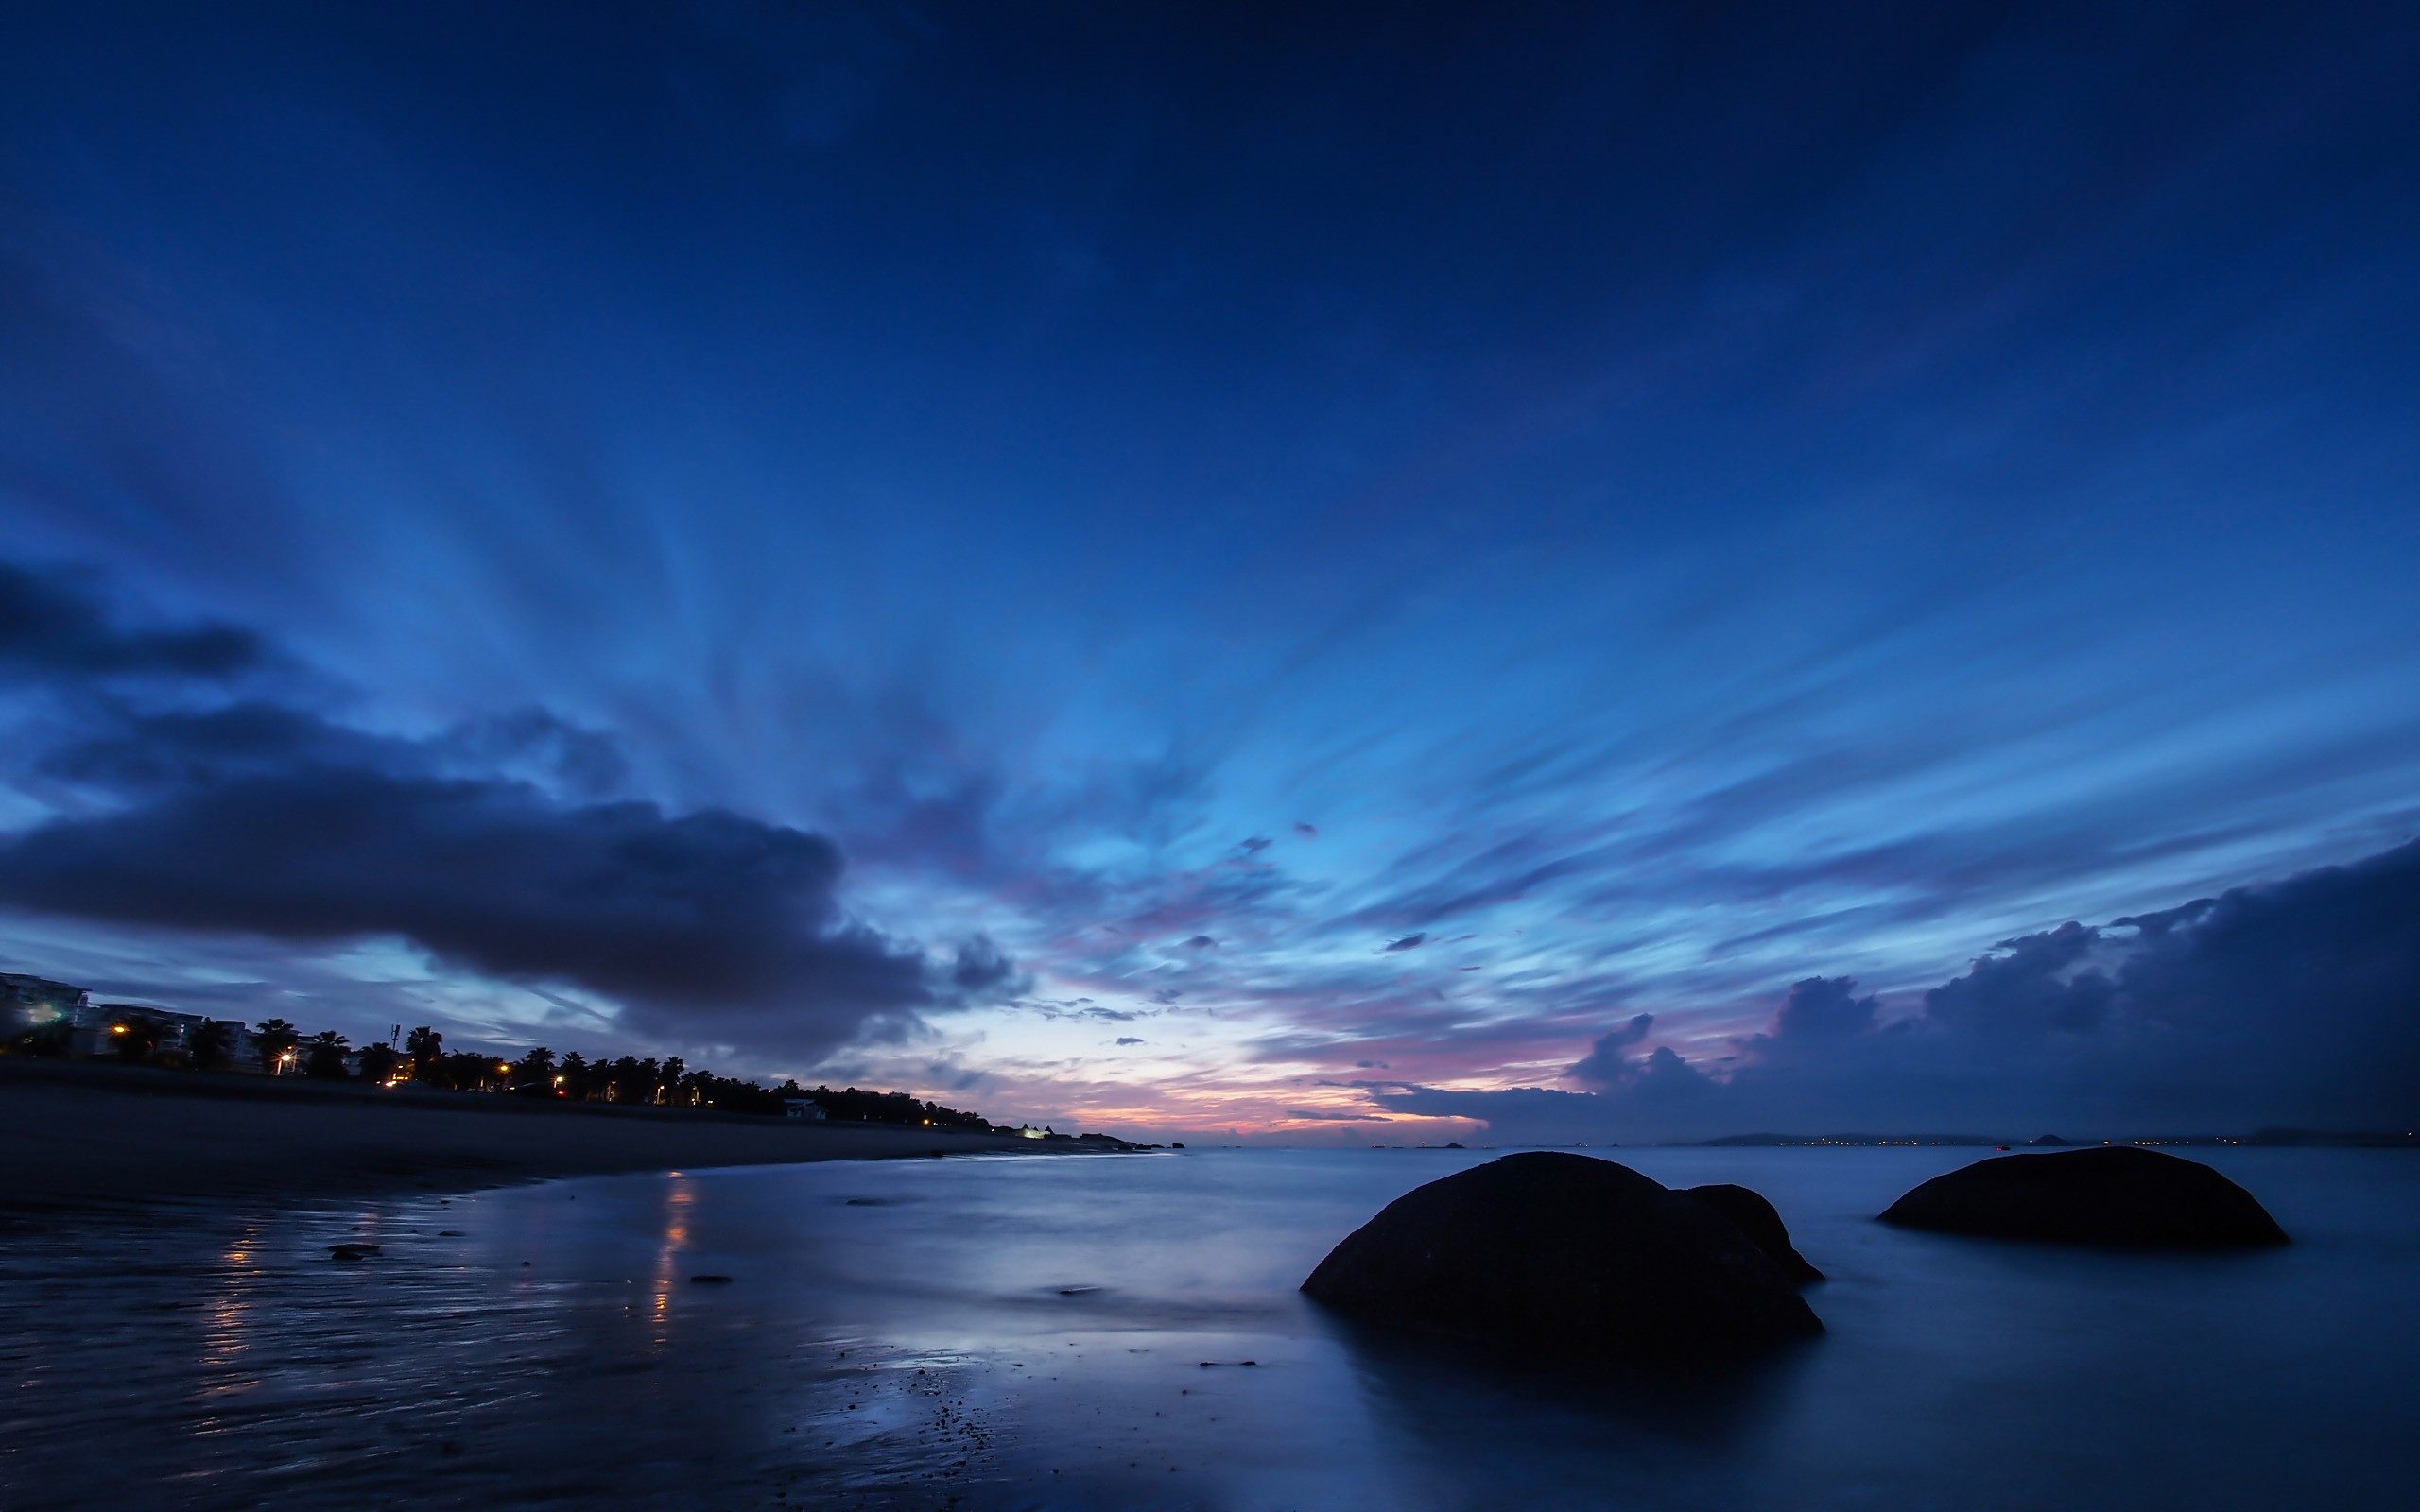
[3,1145,2414,1511]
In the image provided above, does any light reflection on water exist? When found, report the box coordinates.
[2,1147,2416,1510]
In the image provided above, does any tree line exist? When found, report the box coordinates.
[37,1009,997,1131]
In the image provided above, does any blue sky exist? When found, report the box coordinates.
[3,3,2416,1140]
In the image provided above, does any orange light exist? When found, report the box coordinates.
[110,1024,128,1035]
[498,1063,511,1074]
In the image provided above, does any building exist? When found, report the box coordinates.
[783,1099,827,1121]
[81,1005,239,1061]
[3,973,90,1048]
[5,974,252,1066]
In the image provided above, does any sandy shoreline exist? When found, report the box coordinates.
[0,1058,1085,1220]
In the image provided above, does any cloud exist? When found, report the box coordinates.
[1184,934,1218,949]
[432,708,631,799]
[1567,1012,1655,1088]
[949,934,1028,996]
[1383,932,1426,953]
[0,564,1022,1060]
[1114,1036,1145,1046]
[1294,822,1318,838]
[1769,976,1883,1041]
[910,1058,992,1093]
[1346,840,2420,1141]
[0,561,266,682]
[1240,835,1271,854]
[0,760,987,1056]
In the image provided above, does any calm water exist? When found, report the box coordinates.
[4,1146,2416,1510]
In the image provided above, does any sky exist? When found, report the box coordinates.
[3,2,2416,1143]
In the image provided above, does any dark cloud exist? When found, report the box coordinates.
[0,566,1021,1059]
[1346,840,2420,1141]
[0,561,266,681]
[1383,932,1426,953]
[1239,835,1271,854]
[1114,1036,1145,1046]
[433,708,631,799]
[1769,976,1882,1041]
[1293,822,1319,838]
[0,763,985,1056]
[1184,935,1218,949]
[1567,1012,1655,1088]
[1026,998,1144,1023]
[949,934,1028,996]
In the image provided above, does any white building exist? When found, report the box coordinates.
[2,973,88,1047]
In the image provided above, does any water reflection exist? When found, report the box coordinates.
[0,1149,2413,1511]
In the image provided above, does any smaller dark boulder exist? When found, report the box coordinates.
[1685,1184,1823,1283]
[328,1242,380,1261]
[1879,1147,2289,1247]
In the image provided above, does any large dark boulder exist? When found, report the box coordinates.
[1301,1152,1822,1359]
[1878,1147,2290,1247]
[1685,1183,1823,1283]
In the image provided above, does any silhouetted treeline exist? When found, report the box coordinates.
[396,1027,994,1127]
[6,1003,999,1129]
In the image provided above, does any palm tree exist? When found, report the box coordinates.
[405,1025,443,1082]
[357,1043,399,1083]
[253,1018,299,1074]
[186,1019,237,1071]
[303,1030,351,1078]
[608,1056,643,1103]
[661,1057,687,1105]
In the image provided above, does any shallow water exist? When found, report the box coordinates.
[3,1146,2415,1510]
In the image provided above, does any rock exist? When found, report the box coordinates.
[1878,1147,2290,1247]
[1301,1152,1822,1359]
[688,1274,734,1284]
[1684,1183,1824,1283]
[328,1242,380,1262]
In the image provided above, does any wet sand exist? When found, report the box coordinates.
[0,1058,1073,1218]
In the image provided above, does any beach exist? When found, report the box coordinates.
[0,1058,1075,1218]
